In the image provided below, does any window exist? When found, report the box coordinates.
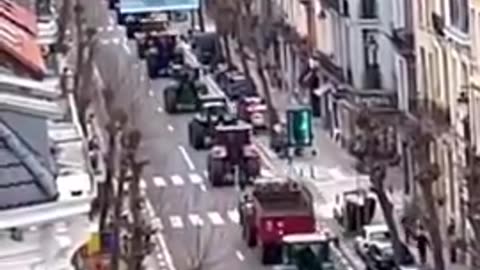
[433,47,441,101]
[418,0,424,26]
[449,0,470,33]
[428,52,435,102]
[360,0,378,19]
[420,47,429,102]
[442,48,450,106]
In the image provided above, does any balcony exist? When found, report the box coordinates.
[411,99,451,130]
[391,28,414,57]
[363,64,382,89]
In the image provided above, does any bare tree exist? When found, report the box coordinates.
[56,0,73,53]
[412,130,445,269]
[350,108,404,265]
[465,147,480,266]
[208,0,236,67]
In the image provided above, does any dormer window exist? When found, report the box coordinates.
[360,0,378,19]
[449,0,469,33]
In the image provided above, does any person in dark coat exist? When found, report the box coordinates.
[416,225,429,265]
[447,218,457,263]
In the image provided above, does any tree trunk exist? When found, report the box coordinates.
[111,159,128,270]
[253,44,277,132]
[222,34,233,67]
[99,131,116,232]
[128,160,147,270]
[370,165,405,265]
[57,0,72,49]
[236,16,252,80]
[198,0,206,32]
[419,181,446,270]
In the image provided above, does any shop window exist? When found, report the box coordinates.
[360,0,377,19]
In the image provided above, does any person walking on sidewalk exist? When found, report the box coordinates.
[416,225,429,265]
[447,218,458,263]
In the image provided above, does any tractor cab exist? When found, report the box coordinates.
[188,95,234,150]
[279,232,341,270]
[207,121,260,186]
[142,30,183,77]
[163,69,207,113]
[215,70,257,101]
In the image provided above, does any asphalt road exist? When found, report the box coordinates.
[81,1,271,269]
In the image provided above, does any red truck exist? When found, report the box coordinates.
[239,179,316,265]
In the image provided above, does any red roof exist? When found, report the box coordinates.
[0,0,37,34]
[0,0,45,77]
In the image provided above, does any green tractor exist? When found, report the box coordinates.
[188,95,235,150]
[278,232,353,270]
[163,67,208,113]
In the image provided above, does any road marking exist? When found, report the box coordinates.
[227,209,240,223]
[112,37,121,44]
[169,216,184,228]
[203,170,208,178]
[328,167,350,180]
[153,176,167,187]
[149,90,154,97]
[156,253,163,260]
[207,212,225,225]
[151,217,163,230]
[158,261,167,267]
[155,233,177,270]
[188,214,204,226]
[107,25,114,32]
[109,17,114,25]
[140,178,147,189]
[199,184,207,192]
[178,145,196,170]
[188,173,203,184]
[170,174,185,186]
[100,39,110,45]
[167,125,174,132]
[157,106,163,113]
[235,250,245,261]
[97,26,104,32]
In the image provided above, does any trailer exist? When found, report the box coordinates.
[239,179,316,264]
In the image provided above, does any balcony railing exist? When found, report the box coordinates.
[321,0,340,13]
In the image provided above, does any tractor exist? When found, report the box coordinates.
[206,121,260,187]
[188,95,235,150]
[163,67,208,114]
[143,32,184,78]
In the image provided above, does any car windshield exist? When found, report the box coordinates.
[284,242,331,267]
[370,231,390,242]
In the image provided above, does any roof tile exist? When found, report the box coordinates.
[0,0,37,35]
[0,5,45,77]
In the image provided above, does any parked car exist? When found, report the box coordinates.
[354,224,391,257]
[364,242,418,270]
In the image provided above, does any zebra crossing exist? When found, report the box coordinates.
[144,168,276,189]
[165,210,240,229]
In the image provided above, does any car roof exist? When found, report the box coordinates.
[364,224,389,233]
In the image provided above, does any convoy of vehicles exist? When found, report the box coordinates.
[188,95,233,149]
[107,3,401,268]
[207,121,261,186]
[163,68,207,113]
[239,179,316,264]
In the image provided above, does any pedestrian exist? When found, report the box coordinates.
[447,218,458,263]
[401,216,411,244]
[416,225,429,265]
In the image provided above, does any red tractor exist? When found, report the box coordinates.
[239,179,316,264]
[237,96,268,130]
[206,121,261,187]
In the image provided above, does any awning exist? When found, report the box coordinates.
[119,0,200,14]
[0,0,37,34]
[0,16,46,77]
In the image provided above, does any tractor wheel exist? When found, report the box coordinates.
[188,121,204,149]
[207,158,224,187]
[164,87,176,113]
[261,245,272,265]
